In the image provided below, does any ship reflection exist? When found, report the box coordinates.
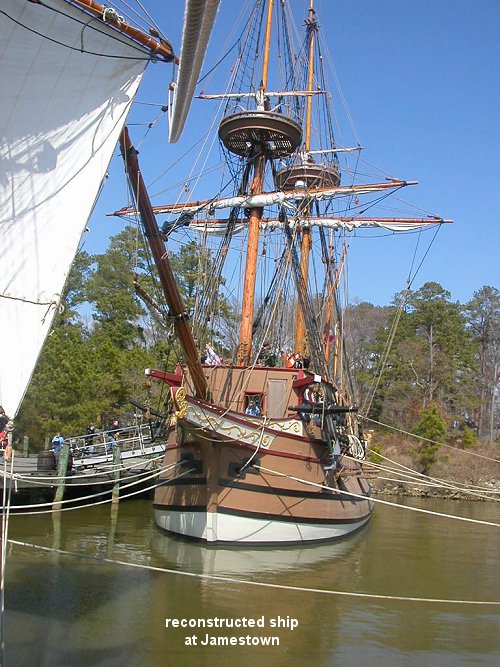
[149,523,369,578]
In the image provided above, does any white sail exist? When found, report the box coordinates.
[0,0,150,417]
[259,217,448,231]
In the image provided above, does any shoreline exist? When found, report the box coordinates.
[368,435,499,502]
[372,480,499,502]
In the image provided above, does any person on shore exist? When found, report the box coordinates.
[51,432,64,464]
[52,432,64,454]
[106,424,117,453]
[112,419,120,439]
[85,424,96,455]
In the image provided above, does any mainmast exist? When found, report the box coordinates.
[236,0,274,366]
[294,1,317,356]
[119,127,209,400]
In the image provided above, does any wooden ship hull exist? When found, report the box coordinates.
[152,364,373,544]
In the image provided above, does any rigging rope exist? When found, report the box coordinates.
[364,416,500,463]
[255,464,500,528]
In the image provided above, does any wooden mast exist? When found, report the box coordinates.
[237,0,275,366]
[119,127,209,400]
[294,1,317,357]
[324,238,346,365]
[68,0,175,60]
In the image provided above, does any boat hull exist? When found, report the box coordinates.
[153,386,373,545]
[153,506,371,545]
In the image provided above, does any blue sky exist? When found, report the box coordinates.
[86,0,499,307]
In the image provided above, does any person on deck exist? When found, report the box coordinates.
[0,407,9,455]
[0,406,8,432]
[245,399,262,417]
[204,343,222,366]
[0,429,7,455]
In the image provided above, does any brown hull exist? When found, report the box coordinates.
[153,367,373,544]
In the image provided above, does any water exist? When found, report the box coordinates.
[4,497,500,666]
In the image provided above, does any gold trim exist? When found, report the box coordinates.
[172,387,188,419]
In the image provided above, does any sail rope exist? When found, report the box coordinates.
[360,288,409,417]
[250,239,294,355]
[359,220,443,417]
[196,37,241,86]
[124,0,164,38]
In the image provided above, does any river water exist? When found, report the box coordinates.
[4,497,500,666]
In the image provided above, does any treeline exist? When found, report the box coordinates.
[14,228,499,457]
[15,228,235,449]
[345,282,499,450]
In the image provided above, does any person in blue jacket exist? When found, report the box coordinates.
[52,432,64,455]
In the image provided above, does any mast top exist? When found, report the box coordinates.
[218,111,302,158]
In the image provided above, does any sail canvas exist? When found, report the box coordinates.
[0,0,149,417]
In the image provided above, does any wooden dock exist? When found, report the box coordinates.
[0,445,165,509]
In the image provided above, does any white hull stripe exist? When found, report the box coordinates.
[154,508,371,544]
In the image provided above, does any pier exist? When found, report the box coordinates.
[1,423,167,509]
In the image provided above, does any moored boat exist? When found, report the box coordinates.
[1,1,450,540]
[114,0,450,544]
[125,0,450,544]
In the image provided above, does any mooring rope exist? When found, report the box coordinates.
[364,416,500,463]
[10,465,194,516]
[7,538,500,607]
[255,465,500,528]
[1,448,15,665]
[358,453,500,501]
[11,453,166,487]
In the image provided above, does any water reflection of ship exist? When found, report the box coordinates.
[150,524,368,578]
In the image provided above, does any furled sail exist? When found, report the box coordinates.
[0,0,151,417]
[169,0,221,143]
[186,216,450,234]
[113,180,418,217]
